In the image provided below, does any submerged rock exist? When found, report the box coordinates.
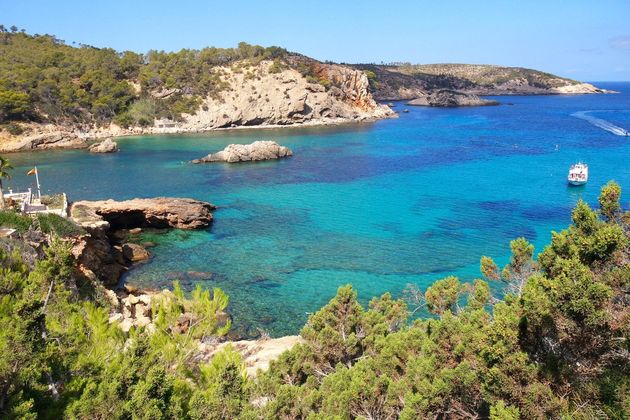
[88,138,119,153]
[191,140,292,164]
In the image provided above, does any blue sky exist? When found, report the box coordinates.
[2,0,630,81]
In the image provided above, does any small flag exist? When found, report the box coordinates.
[27,168,37,176]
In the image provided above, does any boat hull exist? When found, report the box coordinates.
[568,179,587,186]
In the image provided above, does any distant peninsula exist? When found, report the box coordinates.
[353,63,612,104]
[0,29,611,152]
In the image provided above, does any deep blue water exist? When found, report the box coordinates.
[6,82,630,337]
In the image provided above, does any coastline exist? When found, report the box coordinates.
[0,113,396,154]
[0,85,617,154]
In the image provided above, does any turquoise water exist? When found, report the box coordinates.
[6,82,630,337]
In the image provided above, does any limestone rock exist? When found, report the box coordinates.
[134,315,152,328]
[70,197,216,230]
[123,294,139,306]
[88,138,119,153]
[71,231,125,287]
[192,141,292,164]
[108,313,123,324]
[104,289,119,308]
[137,294,152,306]
[119,318,134,332]
[122,243,150,263]
[135,302,151,318]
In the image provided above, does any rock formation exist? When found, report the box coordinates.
[0,58,612,152]
[122,243,150,262]
[71,228,125,287]
[88,138,119,153]
[69,197,215,286]
[70,197,216,230]
[191,140,292,164]
[407,90,499,107]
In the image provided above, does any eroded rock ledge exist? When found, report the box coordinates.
[191,140,293,164]
[70,197,216,230]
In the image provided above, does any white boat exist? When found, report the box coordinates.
[568,162,588,186]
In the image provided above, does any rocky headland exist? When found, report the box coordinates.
[191,140,292,164]
[354,63,613,108]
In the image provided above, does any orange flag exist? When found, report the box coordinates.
[27,168,37,176]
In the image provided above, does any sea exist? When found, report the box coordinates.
[6,82,630,337]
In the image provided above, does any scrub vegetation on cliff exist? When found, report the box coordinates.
[0,181,628,419]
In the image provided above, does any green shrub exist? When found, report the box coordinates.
[3,123,25,135]
[268,59,285,74]
[0,210,32,233]
[37,213,84,237]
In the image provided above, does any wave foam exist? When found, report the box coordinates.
[571,111,630,136]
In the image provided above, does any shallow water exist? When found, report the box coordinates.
[6,82,630,337]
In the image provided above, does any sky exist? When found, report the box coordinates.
[2,0,630,81]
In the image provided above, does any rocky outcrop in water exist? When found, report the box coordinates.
[407,90,499,107]
[88,138,119,153]
[70,197,216,230]
[191,140,292,164]
[122,243,150,262]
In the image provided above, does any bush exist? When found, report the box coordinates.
[2,123,24,135]
[128,98,158,126]
[0,210,32,233]
[37,213,84,237]
[268,59,285,74]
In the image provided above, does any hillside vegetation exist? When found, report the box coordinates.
[0,27,287,129]
[1,181,628,418]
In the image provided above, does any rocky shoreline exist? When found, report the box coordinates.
[69,197,216,287]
